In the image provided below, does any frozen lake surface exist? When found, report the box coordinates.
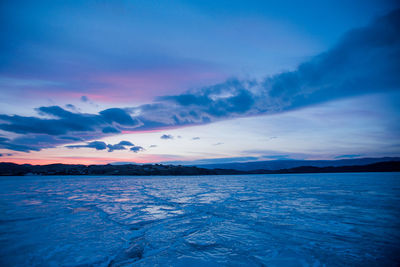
[0,173,399,266]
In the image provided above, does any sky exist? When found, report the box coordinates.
[0,0,399,165]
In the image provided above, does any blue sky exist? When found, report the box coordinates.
[0,0,399,164]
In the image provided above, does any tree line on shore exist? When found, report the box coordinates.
[0,161,399,176]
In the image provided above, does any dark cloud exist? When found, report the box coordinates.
[0,106,103,135]
[130,146,144,153]
[143,79,256,128]
[259,9,400,112]
[100,6,400,139]
[106,144,126,152]
[0,106,140,151]
[160,134,173,140]
[102,127,121,134]
[12,135,68,150]
[65,140,142,153]
[99,108,137,126]
[0,10,399,152]
[139,9,400,124]
[159,83,255,117]
[59,136,82,141]
[149,145,157,148]
[106,141,134,152]
[118,141,134,146]
[0,136,41,152]
[0,134,84,152]
[67,141,107,151]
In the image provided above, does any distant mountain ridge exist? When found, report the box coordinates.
[0,163,242,176]
[195,157,400,171]
[0,159,399,176]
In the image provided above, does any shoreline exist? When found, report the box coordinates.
[1,161,399,176]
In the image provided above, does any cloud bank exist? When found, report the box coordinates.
[0,9,399,152]
[66,140,143,153]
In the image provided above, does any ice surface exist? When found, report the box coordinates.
[0,173,399,266]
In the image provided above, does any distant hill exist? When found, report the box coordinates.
[195,157,400,171]
[247,161,400,174]
[0,160,399,176]
[0,163,242,176]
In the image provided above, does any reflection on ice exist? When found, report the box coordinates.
[0,173,399,266]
